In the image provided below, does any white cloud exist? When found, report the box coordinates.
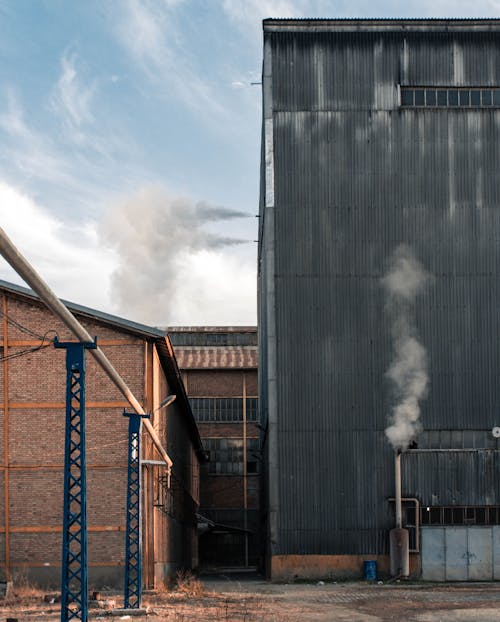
[51,51,95,127]
[0,181,117,313]
[170,250,256,326]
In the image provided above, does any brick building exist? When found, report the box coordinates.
[0,279,203,588]
[168,327,259,568]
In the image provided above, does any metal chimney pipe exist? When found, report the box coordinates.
[390,448,409,577]
[0,225,172,470]
[395,449,402,529]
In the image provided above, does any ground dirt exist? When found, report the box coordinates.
[4,572,500,621]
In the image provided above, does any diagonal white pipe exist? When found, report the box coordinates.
[0,225,172,470]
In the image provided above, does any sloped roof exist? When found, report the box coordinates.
[174,346,258,370]
[0,278,166,339]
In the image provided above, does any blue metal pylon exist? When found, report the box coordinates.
[123,410,150,608]
[55,338,97,622]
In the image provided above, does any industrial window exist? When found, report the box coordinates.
[168,331,257,346]
[400,86,500,108]
[204,438,260,475]
[421,506,500,526]
[191,397,258,423]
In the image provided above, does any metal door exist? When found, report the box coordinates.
[421,526,494,581]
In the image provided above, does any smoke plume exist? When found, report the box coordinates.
[382,245,431,451]
[101,186,250,324]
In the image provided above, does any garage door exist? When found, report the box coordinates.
[421,526,499,581]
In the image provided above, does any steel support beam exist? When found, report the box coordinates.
[55,338,96,622]
[123,411,150,608]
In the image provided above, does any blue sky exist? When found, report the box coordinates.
[0,0,499,325]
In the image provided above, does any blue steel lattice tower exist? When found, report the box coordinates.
[55,338,97,622]
[123,410,150,608]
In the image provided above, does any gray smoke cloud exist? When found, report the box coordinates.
[382,245,431,451]
[101,186,250,324]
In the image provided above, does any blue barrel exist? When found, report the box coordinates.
[363,560,377,581]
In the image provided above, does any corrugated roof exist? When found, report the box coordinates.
[263,18,500,31]
[174,346,258,369]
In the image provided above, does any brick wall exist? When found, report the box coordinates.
[0,291,199,586]
[180,365,259,567]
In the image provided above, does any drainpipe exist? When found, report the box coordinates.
[0,225,172,472]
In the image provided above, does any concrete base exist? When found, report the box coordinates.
[110,608,149,617]
[270,554,420,581]
[7,565,125,589]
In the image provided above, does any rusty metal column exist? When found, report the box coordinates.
[2,295,10,580]
[243,373,248,567]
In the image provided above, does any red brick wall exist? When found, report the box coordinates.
[186,371,245,396]
[180,365,260,567]
[0,292,198,586]
[200,474,260,509]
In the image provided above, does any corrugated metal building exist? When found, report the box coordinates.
[0,280,203,587]
[168,327,260,568]
[259,18,500,580]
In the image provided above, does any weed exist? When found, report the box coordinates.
[174,569,207,598]
[3,569,45,604]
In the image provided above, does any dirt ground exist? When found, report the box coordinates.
[4,573,500,621]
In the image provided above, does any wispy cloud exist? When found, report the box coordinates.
[111,0,227,121]
[0,86,155,220]
[0,89,79,188]
[222,0,500,40]
[51,51,95,128]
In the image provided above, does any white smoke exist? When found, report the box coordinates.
[100,186,250,325]
[382,245,431,451]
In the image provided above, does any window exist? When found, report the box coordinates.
[425,89,436,106]
[191,397,258,423]
[482,89,492,106]
[437,89,447,106]
[169,331,257,346]
[401,89,414,106]
[421,506,500,526]
[414,89,425,106]
[401,86,500,108]
[471,90,481,106]
[448,89,458,106]
[204,437,260,475]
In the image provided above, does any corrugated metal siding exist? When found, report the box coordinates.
[260,23,500,556]
[403,451,500,506]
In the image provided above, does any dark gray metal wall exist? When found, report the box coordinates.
[258,20,500,557]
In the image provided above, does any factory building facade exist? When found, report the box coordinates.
[259,19,500,580]
[168,327,260,568]
[0,280,203,588]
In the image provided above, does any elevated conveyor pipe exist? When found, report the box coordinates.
[0,225,172,471]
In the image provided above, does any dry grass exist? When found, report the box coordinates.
[2,569,46,605]
[174,570,208,598]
